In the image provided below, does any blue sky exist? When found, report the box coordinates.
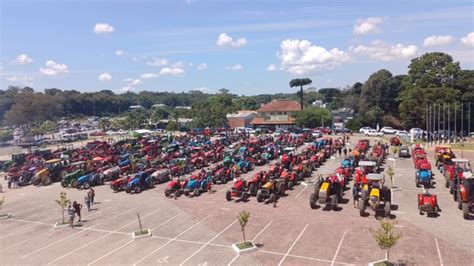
[1,0,473,95]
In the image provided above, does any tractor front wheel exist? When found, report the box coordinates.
[462,202,469,219]
[457,192,462,210]
[449,180,454,194]
[277,182,285,196]
[165,189,171,197]
[61,180,68,188]
[134,186,142,194]
[83,182,91,189]
[42,177,52,186]
[331,194,338,210]
[241,192,248,201]
[269,193,276,203]
[194,188,201,197]
[415,179,420,188]
[309,193,318,209]
[256,191,264,203]
[225,190,232,201]
[248,183,257,195]
[71,179,78,188]
[287,181,294,190]
[359,197,367,216]
[385,202,391,218]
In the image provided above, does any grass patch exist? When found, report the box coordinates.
[373,261,394,266]
[235,241,254,250]
[449,142,474,151]
[133,229,150,236]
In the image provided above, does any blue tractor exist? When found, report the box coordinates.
[341,157,355,173]
[75,173,104,189]
[233,156,253,173]
[183,175,212,197]
[125,172,154,193]
[416,168,433,188]
[118,154,131,167]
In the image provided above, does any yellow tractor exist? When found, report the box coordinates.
[32,159,67,186]
[358,173,392,218]
[256,178,285,203]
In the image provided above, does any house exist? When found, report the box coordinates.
[250,99,300,129]
[227,111,257,129]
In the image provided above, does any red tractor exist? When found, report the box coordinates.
[389,137,401,146]
[268,164,283,178]
[190,152,207,169]
[279,170,298,190]
[418,192,440,217]
[164,177,189,198]
[110,175,132,192]
[458,172,474,219]
[213,166,233,184]
[225,178,249,202]
[445,159,471,199]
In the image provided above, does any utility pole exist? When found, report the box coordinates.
[461,101,464,141]
[469,102,471,141]
[448,104,450,144]
[454,102,457,143]
[443,103,446,144]
[426,104,429,145]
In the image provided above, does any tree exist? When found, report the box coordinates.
[0,131,13,143]
[55,192,70,224]
[344,117,362,131]
[238,211,250,243]
[371,219,402,262]
[166,120,179,131]
[293,107,332,128]
[289,78,312,110]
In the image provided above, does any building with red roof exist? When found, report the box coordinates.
[250,99,300,129]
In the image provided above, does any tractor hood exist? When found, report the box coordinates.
[35,168,48,178]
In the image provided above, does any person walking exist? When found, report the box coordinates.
[338,147,342,157]
[343,147,348,157]
[85,193,91,212]
[72,201,82,222]
[67,204,75,228]
[89,188,95,205]
[7,175,11,189]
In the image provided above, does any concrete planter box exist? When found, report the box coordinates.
[54,222,70,228]
[232,241,257,254]
[369,259,393,266]
[132,229,152,239]
[0,213,11,219]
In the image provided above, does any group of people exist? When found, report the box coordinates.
[6,175,19,189]
[67,188,95,228]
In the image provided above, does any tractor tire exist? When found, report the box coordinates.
[359,193,368,216]
[71,179,78,188]
[83,182,91,189]
[453,188,458,201]
[449,180,454,194]
[42,177,52,186]
[444,176,449,188]
[125,187,131,193]
[256,191,264,203]
[462,202,469,219]
[309,193,318,209]
[221,175,227,184]
[277,182,285,196]
[225,190,232,201]
[457,192,462,210]
[248,183,257,196]
[165,189,171,197]
[241,192,248,201]
[415,179,420,188]
[298,172,303,181]
[385,202,391,218]
[194,188,201,197]
[59,170,67,179]
[269,193,277,203]
[287,181,294,190]
[313,179,323,195]
[134,186,141,194]
[146,180,154,189]
[61,180,68,188]
[184,190,190,196]
[331,194,338,210]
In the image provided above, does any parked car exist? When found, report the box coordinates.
[396,130,410,138]
[364,130,384,137]
[380,127,396,134]
[359,127,373,133]
[311,130,322,138]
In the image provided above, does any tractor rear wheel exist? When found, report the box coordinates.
[241,192,248,201]
[83,182,91,189]
[42,177,52,186]
[453,188,458,201]
[385,202,391,218]
[462,202,469,219]
[277,182,285,195]
[194,188,201,197]
[331,194,338,210]
[457,193,462,210]
[61,180,68,188]
[449,180,454,194]
[256,191,264,203]
[184,190,189,196]
[165,189,171,197]
[221,175,227,184]
[287,181,294,190]
[225,191,232,201]
[309,193,318,209]
[248,183,257,195]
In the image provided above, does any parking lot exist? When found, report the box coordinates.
[0,135,473,265]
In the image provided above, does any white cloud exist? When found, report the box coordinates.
[278,39,349,75]
[225,64,243,71]
[349,40,418,61]
[131,79,142,85]
[147,57,169,67]
[116,50,126,56]
[94,23,114,34]
[267,64,277,71]
[123,78,133,82]
[193,87,209,92]
[460,32,474,47]
[197,63,208,71]
[140,73,159,79]
[353,17,384,35]
[217,33,247,48]
[98,72,112,82]
[120,86,135,93]
[39,60,69,75]
[171,61,186,68]
[423,35,455,47]
[14,54,33,64]
[159,67,185,76]
[6,75,34,86]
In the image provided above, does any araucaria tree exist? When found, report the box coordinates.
[290,78,312,110]
[238,211,250,243]
[371,219,402,262]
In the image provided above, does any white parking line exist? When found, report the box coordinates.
[150,213,182,231]
[132,215,210,266]
[331,231,347,266]
[277,224,308,266]
[0,229,53,252]
[294,186,307,199]
[20,208,133,259]
[252,220,273,242]
[87,239,134,266]
[179,219,238,265]
[435,238,444,266]
[47,209,174,265]
[227,254,240,266]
